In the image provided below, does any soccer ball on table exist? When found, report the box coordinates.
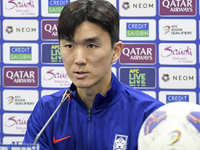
[138,102,200,150]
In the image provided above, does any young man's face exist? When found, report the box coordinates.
[60,21,122,91]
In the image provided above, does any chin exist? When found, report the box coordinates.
[76,85,90,89]
[74,82,91,89]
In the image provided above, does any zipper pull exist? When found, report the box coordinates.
[88,109,91,122]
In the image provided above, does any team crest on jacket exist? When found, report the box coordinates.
[113,134,128,150]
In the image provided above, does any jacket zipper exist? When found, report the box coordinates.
[87,109,91,150]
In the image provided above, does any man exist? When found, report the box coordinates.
[23,0,164,149]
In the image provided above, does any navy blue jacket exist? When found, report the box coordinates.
[23,73,164,149]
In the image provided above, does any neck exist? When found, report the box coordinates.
[77,77,112,109]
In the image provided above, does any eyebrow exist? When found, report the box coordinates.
[63,36,101,43]
[62,36,73,41]
[84,36,101,43]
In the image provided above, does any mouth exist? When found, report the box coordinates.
[74,71,88,79]
[76,71,86,74]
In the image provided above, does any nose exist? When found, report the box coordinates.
[74,48,87,65]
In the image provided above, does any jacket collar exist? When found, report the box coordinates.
[70,72,123,109]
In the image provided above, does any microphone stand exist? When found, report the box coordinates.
[33,90,72,144]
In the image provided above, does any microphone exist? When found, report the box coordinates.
[33,90,73,145]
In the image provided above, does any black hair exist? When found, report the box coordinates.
[57,0,119,47]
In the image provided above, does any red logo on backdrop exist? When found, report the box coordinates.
[42,20,58,40]
[3,67,38,87]
[159,0,196,16]
[120,43,156,64]
[5,116,27,127]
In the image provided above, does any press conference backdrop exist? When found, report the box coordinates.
[0,0,199,144]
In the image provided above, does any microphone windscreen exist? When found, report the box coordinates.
[62,90,73,102]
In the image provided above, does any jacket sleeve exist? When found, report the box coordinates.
[22,98,50,150]
[143,100,164,120]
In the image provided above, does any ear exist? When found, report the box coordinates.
[111,41,123,64]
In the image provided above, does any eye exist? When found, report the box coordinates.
[87,44,97,48]
[65,44,74,49]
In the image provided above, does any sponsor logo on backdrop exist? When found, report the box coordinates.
[3,19,38,41]
[3,0,39,17]
[3,43,39,64]
[159,67,196,89]
[126,23,149,37]
[41,66,72,88]
[119,0,156,16]
[159,43,196,65]
[4,25,35,35]
[41,0,70,17]
[3,90,38,111]
[3,67,38,87]
[6,26,13,34]
[163,25,170,34]
[122,2,130,10]
[159,91,196,104]
[48,0,68,13]
[42,20,58,40]
[159,19,196,41]
[42,43,62,64]
[10,46,32,60]
[162,74,170,82]
[120,19,156,41]
[3,136,24,144]
[163,25,192,35]
[159,0,196,16]
[161,73,194,83]
[120,43,156,64]
[119,67,156,88]
[166,95,189,103]
[3,113,30,134]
